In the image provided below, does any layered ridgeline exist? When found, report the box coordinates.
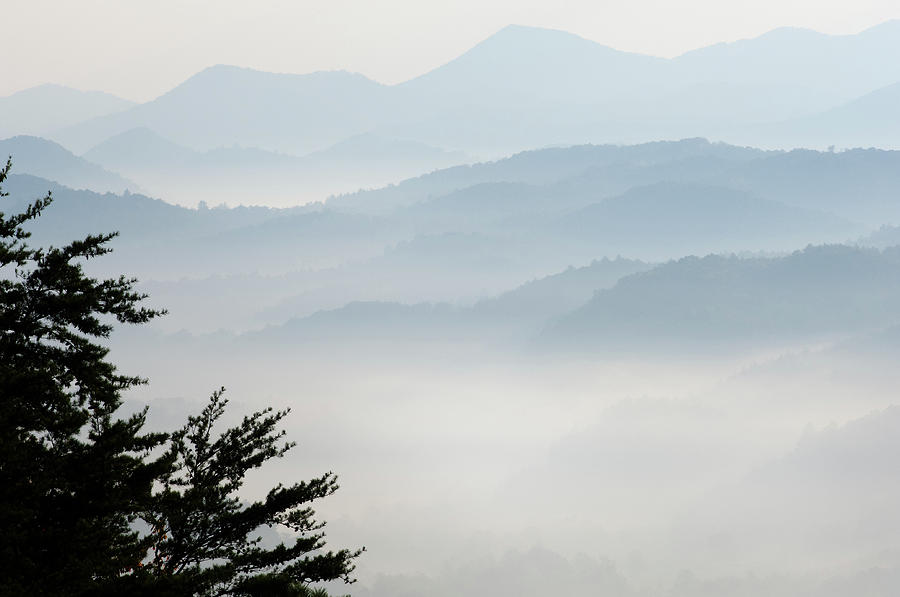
[0,136,136,194]
[3,22,900,207]
[114,244,900,597]
[5,20,897,163]
[79,127,467,205]
[0,172,388,282]
[233,245,900,353]
[8,20,900,597]
[329,139,900,227]
[544,245,900,350]
[6,138,899,333]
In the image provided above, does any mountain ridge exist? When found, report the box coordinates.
[27,20,900,159]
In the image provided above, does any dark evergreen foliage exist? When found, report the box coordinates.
[0,157,168,595]
[142,388,362,596]
[0,159,360,596]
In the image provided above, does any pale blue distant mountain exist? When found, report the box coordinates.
[329,139,765,214]
[82,127,195,169]
[0,171,409,282]
[391,178,859,258]
[755,81,900,149]
[334,139,900,227]
[52,66,391,154]
[383,21,900,152]
[469,257,654,327]
[81,127,467,207]
[3,139,893,335]
[245,257,654,346]
[256,256,654,334]
[550,182,857,260]
[85,127,463,172]
[673,21,900,120]
[706,148,900,225]
[0,136,136,193]
[38,21,900,159]
[545,145,900,226]
[395,24,667,111]
[0,172,284,248]
[240,245,900,350]
[0,84,134,139]
[545,245,900,349]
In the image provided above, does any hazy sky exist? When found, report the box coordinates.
[4,0,900,102]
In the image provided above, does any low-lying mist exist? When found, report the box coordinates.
[10,131,900,596]
[114,319,900,596]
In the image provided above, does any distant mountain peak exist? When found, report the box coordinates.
[492,23,597,40]
[459,22,655,60]
[151,63,387,110]
[83,126,193,164]
[0,83,135,104]
[397,20,664,109]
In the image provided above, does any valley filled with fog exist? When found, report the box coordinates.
[5,20,900,596]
